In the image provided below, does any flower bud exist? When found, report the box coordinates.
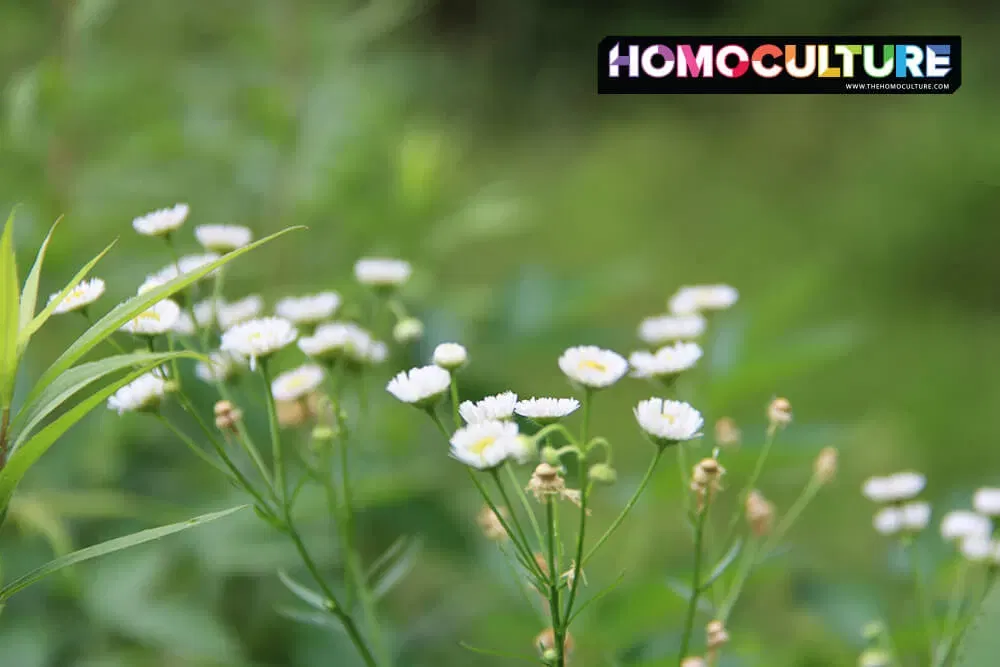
[541,446,561,466]
[814,446,838,484]
[768,397,792,429]
[393,317,424,343]
[476,505,508,541]
[858,649,892,667]
[706,619,729,650]
[588,463,618,485]
[714,417,741,448]
[432,342,468,370]
[745,489,775,537]
[213,400,242,431]
[311,425,336,441]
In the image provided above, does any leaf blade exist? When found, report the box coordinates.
[277,569,333,612]
[700,538,743,590]
[0,505,247,600]
[0,210,20,406]
[17,216,62,340]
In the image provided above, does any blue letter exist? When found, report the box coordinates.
[896,44,924,77]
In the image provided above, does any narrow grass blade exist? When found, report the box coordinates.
[17,216,62,338]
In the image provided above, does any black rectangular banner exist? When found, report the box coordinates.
[597,36,961,94]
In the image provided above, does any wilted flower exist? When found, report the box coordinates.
[433,342,468,370]
[767,397,792,429]
[638,313,707,345]
[973,488,1000,516]
[706,620,729,651]
[862,472,926,504]
[450,420,520,470]
[354,257,412,288]
[214,400,243,431]
[107,372,172,414]
[132,203,189,237]
[275,292,341,325]
[460,391,518,423]
[634,398,704,447]
[527,463,565,500]
[476,505,508,541]
[271,364,325,402]
[629,341,702,380]
[714,417,741,448]
[941,510,992,542]
[386,365,451,408]
[558,345,628,389]
[393,317,424,343]
[669,284,738,315]
[746,490,775,537]
[514,397,580,423]
[220,317,298,370]
[691,458,725,508]
[120,299,181,336]
[814,447,838,484]
[49,278,106,315]
[194,224,252,252]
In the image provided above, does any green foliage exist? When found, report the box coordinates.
[953,581,1000,667]
[0,212,19,406]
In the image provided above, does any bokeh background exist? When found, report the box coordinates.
[2,1,999,665]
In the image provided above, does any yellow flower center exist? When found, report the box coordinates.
[286,376,310,390]
[136,310,162,322]
[579,359,607,372]
[470,436,497,454]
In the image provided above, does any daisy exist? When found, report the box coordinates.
[132,204,189,237]
[973,488,1000,516]
[862,472,926,504]
[220,317,298,370]
[354,257,412,287]
[393,318,424,343]
[629,341,702,379]
[271,364,325,402]
[961,534,996,562]
[120,299,181,336]
[669,284,739,315]
[386,365,451,407]
[637,314,707,345]
[195,352,242,383]
[514,397,580,423]
[450,420,520,470]
[558,346,628,389]
[196,295,264,331]
[460,391,518,424]
[633,398,704,446]
[48,278,106,315]
[171,312,197,336]
[432,342,468,370]
[147,253,221,285]
[107,372,171,414]
[275,292,341,325]
[194,224,253,252]
[941,511,992,541]
[298,322,373,361]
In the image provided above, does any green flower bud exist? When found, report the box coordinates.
[588,463,618,485]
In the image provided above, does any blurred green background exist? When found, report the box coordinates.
[2,1,999,665]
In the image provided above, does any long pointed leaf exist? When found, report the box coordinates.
[0,363,161,510]
[17,216,62,338]
[1,211,19,406]
[25,226,302,406]
[0,505,247,600]
[700,538,743,590]
[373,537,422,600]
[17,238,116,348]
[277,569,333,611]
[277,606,345,633]
[10,350,201,450]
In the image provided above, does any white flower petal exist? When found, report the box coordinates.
[558,346,628,389]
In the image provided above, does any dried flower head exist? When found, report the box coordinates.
[691,458,725,508]
[214,400,243,431]
[745,489,775,537]
[714,417,741,447]
[814,447,838,484]
[706,620,729,650]
[527,463,565,500]
[768,397,792,429]
[277,399,310,428]
[477,505,508,542]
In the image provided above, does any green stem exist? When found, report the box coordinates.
[491,469,536,557]
[547,497,565,667]
[561,478,590,624]
[760,476,823,557]
[426,408,450,440]
[506,463,545,552]
[907,539,937,664]
[468,468,545,585]
[940,566,998,666]
[583,448,664,566]
[717,537,760,623]
[722,427,777,547]
[259,360,286,505]
[450,374,461,429]
[934,558,971,667]
[678,493,712,663]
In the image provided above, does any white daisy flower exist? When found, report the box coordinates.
[900,501,931,531]
[107,372,171,414]
[638,314,707,345]
[506,435,535,465]
[669,284,739,315]
[194,224,253,252]
[120,299,181,336]
[514,397,580,423]
[132,204,189,237]
[298,322,374,361]
[147,253,222,286]
[354,257,412,288]
[450,420,520,470]
[137,276,169,295]
[634,398,704,446]
[873,507,903,535]
[393,317,424,343]
[195,295,265,331]
[558,346,628,389]
[433,343,468,370]
[973,488,1000,516]
[386,365,451,407]
[271,364,325,402]
[366,341,388,364]
[172,312,197,336]
[195,352,242,383]
[275,292,341,325]
[961,534,994,562]
[629,341,703,379]
[862,472,926,504]
[941,511,992,541]
[220,317,298,370]
[873,502,930,535]
[460,391,518,424]
[49,278,106,315]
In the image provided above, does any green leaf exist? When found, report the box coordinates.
[664,577,713,614]
[277,607,344,634]
[17,238,116,349]
[953,581,1000,666]
[277,570,333,612]
[24,226,302,407]
[17,216,62,340]
[700,538,743,590]
[0,363,161,511]
[0,210,20,406]
[9,350,201,451]
[372,537,421,600]
[0,505,247,601]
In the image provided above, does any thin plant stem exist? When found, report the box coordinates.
[506,463,545,552]
[677,443,692,520]
[940,565,998,666]
[722,426,778,548]
[906,539,937,664]
[449,374,461,429]
[468,469,545,585]
[562,479,591,623]
[935,558,971,667]
[153,414,234,480]
[492,469,536,557]
[259,360,286,505]
[547,497,565,667]
[583,448,664,567]
[760,476,823,557]
[678,491,713,663]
